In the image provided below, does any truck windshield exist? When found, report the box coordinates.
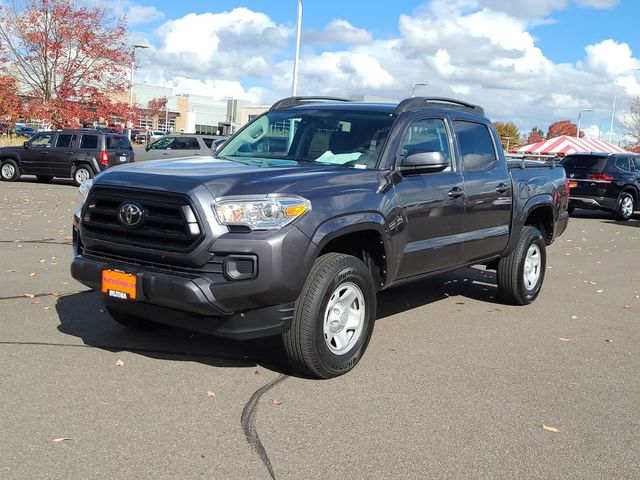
[217,109,395,169]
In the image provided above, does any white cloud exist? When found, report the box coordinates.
[305,19,373,46]
[583,39,638,76]
[127,5,164,27]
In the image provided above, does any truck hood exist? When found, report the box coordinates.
[94,156,376,198]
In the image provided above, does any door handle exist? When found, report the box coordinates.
[496,183,510,194]
[448,187,465,199]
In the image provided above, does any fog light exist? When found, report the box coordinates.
[223,255,257,281]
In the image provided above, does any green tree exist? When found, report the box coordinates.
[493,121,520,151]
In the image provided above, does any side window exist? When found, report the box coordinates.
[80,135,98,149]
[173,137,199,150]
[30,133,54,148]
[615,157,630,172]
[56,134,75,148]
[202,138,214,148]
[401,118,452,169]
[106,136,131,150]
[633,157,640,172]
[453,121,498,172]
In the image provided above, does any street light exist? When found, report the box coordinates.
[576,108,593,138]
[292,0,302,96]
[411,81,431,97]
[128,44,150,140]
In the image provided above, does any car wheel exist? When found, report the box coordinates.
[72,165,94,186]
[613,192,635,221]
[496,226,546,305]
[36,175,54,183]
[282,253,376,379]
[106,307,161,330]
[1,159,20,181]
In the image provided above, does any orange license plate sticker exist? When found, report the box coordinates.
[101,270,137,300]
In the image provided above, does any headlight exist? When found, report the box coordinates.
[78,179,94,203]
[213,195,311,230]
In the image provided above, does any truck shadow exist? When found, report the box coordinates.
[56,267,501,377]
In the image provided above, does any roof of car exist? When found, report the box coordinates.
[50,129,127,136]
[285,102,397,113]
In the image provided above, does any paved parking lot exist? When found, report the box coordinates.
[1,178,639,480]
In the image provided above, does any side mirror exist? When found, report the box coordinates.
[23,141,29,149]
[400,150,448,174]
[145,144,151,151]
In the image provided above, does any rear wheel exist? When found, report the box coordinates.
[282,253,376,378]
[1,159,20,181]
[72,164,93,186]
[497,226,546,305]
[613,192,635,221]
[36,175,54,183]
[106,307,161,330]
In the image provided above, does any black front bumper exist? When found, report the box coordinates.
[71,254,295,340]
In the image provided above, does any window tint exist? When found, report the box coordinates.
[106,136,132,150]
[56,134,75,148]
[562,155,608,173]
[632,157,640,172]
[30,133,54,148]
[401,118,452,169]
[453,121,497,172]
[80,135,98,149]
[615,157,631,172]
[202,138,214,148]
[173,137,199,150]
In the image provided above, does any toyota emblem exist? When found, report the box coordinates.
[118,203,144,227]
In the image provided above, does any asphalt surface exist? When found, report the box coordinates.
[1,176,639,480]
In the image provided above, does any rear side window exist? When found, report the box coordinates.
[562,155,607,172]
[202,138,214,148]
[453,121,497,172]
[106,136,132,150]
[80,135,98,149]
[56,134,75,148]
[614,157,631,172]
[633,157,640,172]
[173,137,200,150]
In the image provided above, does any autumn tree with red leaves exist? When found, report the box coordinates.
[0,75,22,125]
[546,120,583,139]
[0,0,132,128]
[526,127,544,144]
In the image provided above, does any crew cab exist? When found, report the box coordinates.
[70,97,569,378]
[0,129,134,186]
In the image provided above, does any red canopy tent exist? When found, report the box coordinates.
[515,135,630,156]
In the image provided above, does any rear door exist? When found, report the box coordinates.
[453,119,512,262]
[50,133,77,176]
[392,116,465,278]
[21,132,55,175]
[172,136,203,157]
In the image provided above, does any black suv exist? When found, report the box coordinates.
[563,153,640,220]
[0,129,134,186]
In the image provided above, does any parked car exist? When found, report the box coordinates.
[14,125,36,138]
[134,134,226,161]
[70,96,568,378]
[563,152,640,220]
[0,129,134,186]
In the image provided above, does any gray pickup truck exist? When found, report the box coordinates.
[70,96,569,378]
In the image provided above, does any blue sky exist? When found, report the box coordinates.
[123,0,640,141]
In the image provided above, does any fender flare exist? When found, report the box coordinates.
[72,158,100,175]
[0,154,23,173]
[505,194,554,255]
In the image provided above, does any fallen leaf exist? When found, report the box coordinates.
[63,236,72,241]
[43,306,51,310]
[542,425,560,433]
[570,315,578,320]
[254,370,261,375]
[29,272,38,277]
[31,300,40,305]
[596,289,604,293]
[24,293,35,298]
[53,437,72,442]
[207,391,216,398]
[49,291,62,297]
[115,359,124,367]
[623,305,632,309]
[6,269,15,273]
[558,337,571,342]
[271,398,282,406]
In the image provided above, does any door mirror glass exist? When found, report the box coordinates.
[401,150,448,174]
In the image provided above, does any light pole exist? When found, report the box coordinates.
[608,90,617,144]
[576,108,593,138]
[411,81,431,97]
[128,44,150,140]
[292,0,303,96]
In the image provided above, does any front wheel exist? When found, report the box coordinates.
[613,192,635,221]
[1,159,20,181]
[497,226,546,305]
[282,253,376,379]
[72,165,94,187]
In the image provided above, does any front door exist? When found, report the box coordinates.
[392,117,465,279]
[21,133,55,175]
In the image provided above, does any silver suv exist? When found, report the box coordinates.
[135,134,227,161]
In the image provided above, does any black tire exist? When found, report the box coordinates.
[106,307,161,330]
[72,164,94,187]
[497,226,546,305]
[1,159,20,181]
[613,192,635,221]
[282,253,376,379]
[567,207,575,216]
[36,175,54,183]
